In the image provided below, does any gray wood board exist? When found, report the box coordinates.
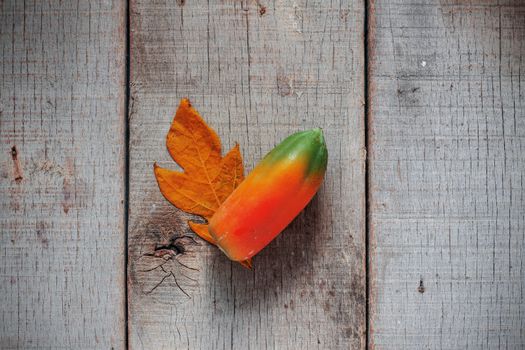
[0,0,126,348]
[368,1,525,349]
[128,0,366,348]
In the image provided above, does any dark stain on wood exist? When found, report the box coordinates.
[418,279,425,294]
[256,1,266,16]
[11,146,23,183]
[340,9,350,21]
[396,83,420,105]
[396,87,420,95]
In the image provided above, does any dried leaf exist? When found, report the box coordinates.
[238,259,253,269]
[187,221,216,245]
[154,98,244,220]
[154,98,250,268]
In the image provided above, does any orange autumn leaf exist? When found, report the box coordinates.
[154,98,251,268]
[187,221,215,245]
[154,99,244,219]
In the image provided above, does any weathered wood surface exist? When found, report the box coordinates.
[128,0,365,348]
[0,1,126,348]
[368,1,525,349]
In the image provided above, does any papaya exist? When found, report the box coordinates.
[209,128,328,261]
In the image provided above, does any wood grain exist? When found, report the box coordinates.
[368,1,525,349]
[0,0,126,348]
[128,0,365,348]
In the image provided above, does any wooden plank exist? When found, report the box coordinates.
[128,0,365,348]
[368,1,525,349]
[0,1,126,348]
